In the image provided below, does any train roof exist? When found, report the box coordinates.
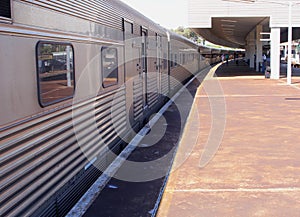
[18,0,166,36]
[114,0,168,35]
[18,0,199,48]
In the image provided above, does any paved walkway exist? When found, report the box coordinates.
[157,62,300,217]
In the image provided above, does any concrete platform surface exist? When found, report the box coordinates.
[157,62,300,217]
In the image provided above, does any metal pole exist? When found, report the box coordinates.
[287,1,292,85]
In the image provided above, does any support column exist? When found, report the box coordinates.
[270,27,280,79]
[284,45,288,60]
[246,31,256,69]
[245,45,251,65]
[287,1,293,84]
[256,25,263,72]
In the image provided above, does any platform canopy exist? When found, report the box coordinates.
[188,0,300,48]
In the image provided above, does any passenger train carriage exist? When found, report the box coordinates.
[0,1,225,216]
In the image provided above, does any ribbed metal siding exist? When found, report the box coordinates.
[133,23,141,36]
[0,88,126,216]
[0,0,11,18]
[18,0,167,35]
[188,0,300,28]
[147,74,158,108]
[114,0,167,35]
[19,0,122,30]
[161,75,169,96]
[169,72,180,91]
[170,66,192,93]
[133,79,143,120]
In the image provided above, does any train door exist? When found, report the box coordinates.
[160,35,169,98]
[141,28,148,109]
[156,34,162,97]
[123,20,137,130]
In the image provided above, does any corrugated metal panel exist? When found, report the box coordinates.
[170,66,192,91]
[188,0,300,28]
[147,74,158,108]
[133,79,143,120]
[169,77,179,91]
[113,0,167,35]
[18,0,167,35]
[133,23,141,36]
[0,88,126,216]
[19,0,122,30]
[161,75,169,96]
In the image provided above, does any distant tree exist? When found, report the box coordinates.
[173,26,185,34]
[172,27,199,42]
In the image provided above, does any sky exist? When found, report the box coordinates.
[120,0,188,29]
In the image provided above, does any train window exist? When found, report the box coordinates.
[101,47,118,87]
[0,0,11,19]
[178,54,181,65]
[174,54,178,66]
[36,42,75,107]
[124,20,133,34]
[170,54,174,67]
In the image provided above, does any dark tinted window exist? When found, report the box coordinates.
[36,42,75,107]
[124,21,133,34]
[101,47,118,87]
[0,0,11,18]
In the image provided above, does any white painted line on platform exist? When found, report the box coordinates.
[289,84,300,91]
[216,76,265,80]
[278,79,300,91]
[196,94,300,98]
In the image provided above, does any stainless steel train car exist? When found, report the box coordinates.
[1,1,224,216]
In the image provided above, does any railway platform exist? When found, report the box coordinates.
[157,61,300,216]
[69,61,300,217]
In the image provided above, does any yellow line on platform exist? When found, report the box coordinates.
[167,187,300,193]
[216,76,265,80]
[196,94,300,98]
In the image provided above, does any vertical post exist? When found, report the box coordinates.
[287,1,292,85]
[270,27,281,79]
[247,30,256,69]
[256,25,263,72]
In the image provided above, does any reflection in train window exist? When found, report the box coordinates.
[101,47,118,87]
[36,42,75,107]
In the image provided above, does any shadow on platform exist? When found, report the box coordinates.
[215,60,300,79]
[215,60,262,77]
[280,63,300,78]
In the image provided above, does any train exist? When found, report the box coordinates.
[0,1,235,216]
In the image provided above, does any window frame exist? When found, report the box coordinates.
[170,53,174,68]
[123,19,134,34]
[36,41,75,107]
[174,54,178,67]
[101,46,119,88]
